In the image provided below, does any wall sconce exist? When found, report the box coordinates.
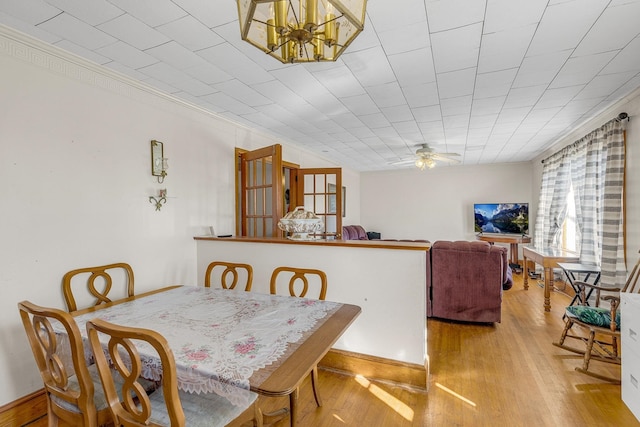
[149,189,167,211]
[151,140,169,183]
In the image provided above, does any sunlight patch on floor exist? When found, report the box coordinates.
[331,414,346,423]
[355,375,414,421]
[434,382,477,407]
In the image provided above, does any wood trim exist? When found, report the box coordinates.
[319,348,428,391]
[0,388,47,426]
[194,236,431,251]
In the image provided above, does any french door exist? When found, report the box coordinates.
[236,145,342,239]
[239,145,283,237]
[294,168,343,239]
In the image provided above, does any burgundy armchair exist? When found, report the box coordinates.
[428,240,511,323]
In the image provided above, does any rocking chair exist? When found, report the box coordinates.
[553,250,640,383]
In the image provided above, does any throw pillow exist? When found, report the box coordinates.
[565,305,621,330]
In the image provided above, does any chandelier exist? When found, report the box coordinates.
[237,0,367,63]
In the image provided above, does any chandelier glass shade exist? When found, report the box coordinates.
[415,157,436,170]
[237,0,367,63]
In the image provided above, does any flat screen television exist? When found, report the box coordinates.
[474,203,529,235]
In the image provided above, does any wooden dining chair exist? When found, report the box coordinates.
[269,266,328,411]
[205,261,253,291]
[269,266,327,301]
[553,250,640,382]
[17,300,114,427]
[86,318,263,427]
[62,262,135,312]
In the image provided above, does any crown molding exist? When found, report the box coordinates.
[0,25,178,105]
[0,24,255,131]
[0,24,344,168]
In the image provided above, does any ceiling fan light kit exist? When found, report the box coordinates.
[415,157,436,170]
[237,0,367,63]
[391,143,461,170]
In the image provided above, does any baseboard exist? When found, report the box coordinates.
[0,352,429,425]
[0,389,47,427]
[319,349,428,391]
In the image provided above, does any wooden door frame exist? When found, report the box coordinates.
[235,146,299,237]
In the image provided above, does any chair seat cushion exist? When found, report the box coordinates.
[50,364,111,413]
[565,305,621,330]
[50,364,157,414]
[148,386,258,427]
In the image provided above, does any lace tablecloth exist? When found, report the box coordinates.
[67,286,340,394]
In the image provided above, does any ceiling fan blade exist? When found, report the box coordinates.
[431,153,461,163]
[389,158,415,166]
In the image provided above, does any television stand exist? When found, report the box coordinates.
[476,234,532,272]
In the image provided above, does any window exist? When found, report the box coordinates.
[561,184,577,253]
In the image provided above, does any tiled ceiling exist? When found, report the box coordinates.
[2,0,640,172]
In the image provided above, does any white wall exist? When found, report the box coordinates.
[196,240,428,366]
[360,162,533,244]
[0,30,358,405]
[531,87,640,268]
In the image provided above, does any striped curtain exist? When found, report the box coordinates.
[534,152,571,250]
[535,119,626,287]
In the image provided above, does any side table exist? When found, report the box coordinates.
[557,262,601,307]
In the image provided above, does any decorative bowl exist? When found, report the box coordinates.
[278,207,324,240]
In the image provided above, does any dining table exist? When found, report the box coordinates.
[522,246,579,312]
[55,285,361,426]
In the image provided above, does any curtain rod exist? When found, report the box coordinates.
[541,112,628,163]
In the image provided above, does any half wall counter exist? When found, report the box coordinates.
[194,236,430,389]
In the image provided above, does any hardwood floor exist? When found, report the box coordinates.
[27,273,638,426]
[259,272,639,426]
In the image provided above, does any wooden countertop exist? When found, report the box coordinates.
[194,236,431,251]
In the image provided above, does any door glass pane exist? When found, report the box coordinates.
[315,174,325,190]
[265,187,272,215]
[303,195,314,211]
[247,189,255,213]
[256,188,264,215]
[304,174,314,192]
[327,175,337,192]
[264,158,272,185]
[316,195,326,214]
[327,192,336,214]
[248,160,255,184]
[325,215,336,234]
[255,159,262,184]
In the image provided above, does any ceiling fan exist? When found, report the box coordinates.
[391,143,461,170]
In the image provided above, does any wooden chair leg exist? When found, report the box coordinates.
[556,318,573,346]
[580,330,596,373]
[311,367,323,407]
